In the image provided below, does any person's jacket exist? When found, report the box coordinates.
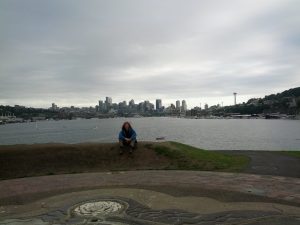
[118,128,137,141]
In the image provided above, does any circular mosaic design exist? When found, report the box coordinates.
[73,200,124,217]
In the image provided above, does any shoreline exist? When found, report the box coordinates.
[1,115,300,126]
[0,141,300,151]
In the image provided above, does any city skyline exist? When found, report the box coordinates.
[0,88,292,109]
[1,0,299,108]
[1,86,299,121]
[1,90,248,109]
[23,94,237,110]
[56,97,191,111]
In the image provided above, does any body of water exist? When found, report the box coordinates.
[0,117,299,150]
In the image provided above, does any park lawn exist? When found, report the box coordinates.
[151,141,250,172]
[0,141,250,180]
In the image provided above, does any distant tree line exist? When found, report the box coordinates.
[0,105,57,120]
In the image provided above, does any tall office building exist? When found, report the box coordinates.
[176,100,181,110]
[105,97,112,105]
[156,99,162,110]
[105,97,112,111]
[129,99,135,107]
[181,100,187,112]
[98,100,104,112]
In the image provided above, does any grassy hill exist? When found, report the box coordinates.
[0,141,250,180]
[219,87,300,115]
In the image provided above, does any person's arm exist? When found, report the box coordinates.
[130,129,137,140]
[118,131,125,141]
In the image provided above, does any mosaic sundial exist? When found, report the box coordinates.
[1,195,295,225]
[73,200,125,217]
[69,199,131,224]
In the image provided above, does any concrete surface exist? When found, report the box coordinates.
[0,170,300,224]
[221,150,300,178]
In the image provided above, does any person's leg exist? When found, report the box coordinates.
[129,140,135,148]
[129,139,135,153]
[119,140,125,154]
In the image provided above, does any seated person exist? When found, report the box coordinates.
[118,121,137,154]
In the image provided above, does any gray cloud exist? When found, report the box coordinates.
[0,0,299,108]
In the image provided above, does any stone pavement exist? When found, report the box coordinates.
[0,171,300,224]
[221,150,300,178]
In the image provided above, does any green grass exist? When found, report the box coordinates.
[0,141,250,180]
[153,141,250,172]
[279,151,300,158]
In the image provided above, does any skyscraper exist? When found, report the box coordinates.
[129,99,135,107]
[156,99,162,111]
[105,97,112,111]
[98,100,104,112]
[181,100,187,112]
[144,100,154,111]
[105,97,112,105]
[176,100,180,110]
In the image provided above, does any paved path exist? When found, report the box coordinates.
[0,171,300,225]
[221,151,300,178]
[1,170,300,204]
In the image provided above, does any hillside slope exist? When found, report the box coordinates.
[0,142,249,180]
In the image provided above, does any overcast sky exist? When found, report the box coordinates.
[0,0,299,108]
